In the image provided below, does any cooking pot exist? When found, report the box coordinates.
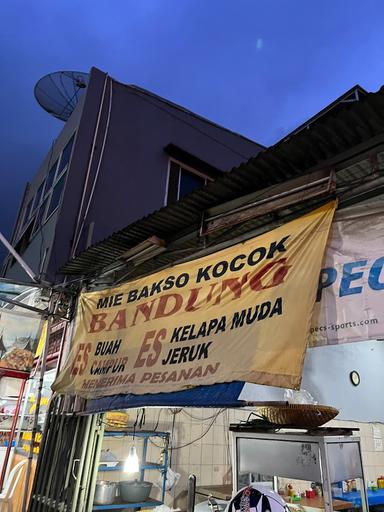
[119,480,152,503]
[94,480,117,505]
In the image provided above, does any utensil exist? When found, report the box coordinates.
[258,404,339,427]
[119,480,152,503]
[94,480,117,505]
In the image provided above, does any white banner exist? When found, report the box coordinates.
[309,200,384,346]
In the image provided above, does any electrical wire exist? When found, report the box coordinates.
[126,86,254,159]
[149,408,225,450]
[71,74,109,259]
[181,408,224,421]
[72,78,113,257]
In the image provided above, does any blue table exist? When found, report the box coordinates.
[333,489,384,508]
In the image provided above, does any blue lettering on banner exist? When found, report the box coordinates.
[317,267,337,302]
[368,256,384,290]
[339,260,367,297]
[316,256,384,302]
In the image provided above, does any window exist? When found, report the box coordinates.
[22,199,33,226]
[14,219,35,257]
[33,181,45,212]
[57,134,75,175]
[32,197,48,235]
[45,161,58,192]
[166,161,207,205]
[46,172,67,219]
[179,171,205,199]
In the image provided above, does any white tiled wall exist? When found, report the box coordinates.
[99,409,384,510]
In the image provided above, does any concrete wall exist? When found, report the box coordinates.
[239,340,384,422]
[5,66,263,281]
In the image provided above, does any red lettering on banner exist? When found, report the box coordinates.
[134,329,166,368]
[86,260,292,333]
[70,343,91,376]
[134,331,155,368]
[154,294,183,319]
[89,313,107,333]
[214,273,250,305]
[185,288,202,312]
[131,300,156,326]
[249,258,290,291]
[106,309,127,331]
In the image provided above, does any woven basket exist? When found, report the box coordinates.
[258,404,339,428]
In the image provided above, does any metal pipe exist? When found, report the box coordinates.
[0,378,26,490]
[0,277,47,289]
[85,415,105,512]
[187,474,196,512]
[71,415,93,511]
[77,415,98,511]
[62,415,80,499]
[42,412,67,508]
[0,295,48,316]
[71,74,109,259]
[14,380,32,453]
[21,294,55,512]
[52,415,74,511]
[32,397,61,512]
[0,231,39,283]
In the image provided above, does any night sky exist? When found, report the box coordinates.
[1,0,384,248]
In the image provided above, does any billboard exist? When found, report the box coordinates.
[310,201,384,346]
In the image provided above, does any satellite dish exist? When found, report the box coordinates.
[34,71,89,122]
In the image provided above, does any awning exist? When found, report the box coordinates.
[85,381,246,413]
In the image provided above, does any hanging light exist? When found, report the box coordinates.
[123,445,139,473]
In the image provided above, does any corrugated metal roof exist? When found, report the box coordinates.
[60,86,384,276]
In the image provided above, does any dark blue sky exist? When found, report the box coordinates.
[1,0,384,242]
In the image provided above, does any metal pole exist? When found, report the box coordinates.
[0,295,48,316]
[77,415,98,512]
[0,231,38,283]
[14,379,32,453]
[0,277,46,289]
[71,415,93,511]
[21,295,54,511]
[85,415,105,512]
[319,438,334,512]
[187,474,196,512]
[0,378,26,489]
[358,438,369,512]
[31,396,60,512]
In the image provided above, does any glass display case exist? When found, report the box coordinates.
[231,425,368,512]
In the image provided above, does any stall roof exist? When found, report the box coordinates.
[61,85,384,276]
[85,382,246,413]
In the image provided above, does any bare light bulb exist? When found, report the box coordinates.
[123,445,139,473]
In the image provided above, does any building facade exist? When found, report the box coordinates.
[3,67,263,282]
